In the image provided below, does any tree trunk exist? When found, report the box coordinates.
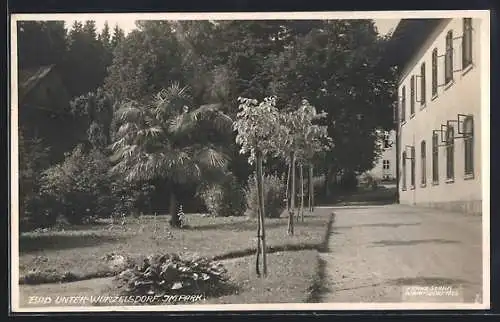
[287,152,295,235]
[325,165,336,201]
[285,160,291,212]
[255,205,261,277]
[168,189,179,228]
[300,163,304,222]
[324,168,331,198]
[309,164,314,212]
[256,151,267,276]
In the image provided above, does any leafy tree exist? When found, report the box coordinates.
[105,22,184,102]
[64,20,112,98]
[233,96,286,277]
[111,24,125,49]
[17,21,67,69]
[98,21,112,47]
[83,20,98,40]
[98,22,114,71]
[275,100,331,234]
[110,83,233,227]
[69,88,114,149]
[104,21,257,190]
[267,20,397,194]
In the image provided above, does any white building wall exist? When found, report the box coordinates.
[368,130,397,181]
[397,18,482,214]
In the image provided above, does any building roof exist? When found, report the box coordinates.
[18,64,55,103]
[379,19,445,74]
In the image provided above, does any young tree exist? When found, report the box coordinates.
[278,100,331,229]
[233,96,285,277]
[295,100,332,218]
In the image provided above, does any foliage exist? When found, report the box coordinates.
[104,23,184,102]
[110,84,231,183]
[18,19,398,229]
[198,173,246,217]
[19,130,52,229]
[267,20,397,178]
[111,178,155,217]
[39,145,115,224]
[113,253,230,299]
[245,173,286,219]
[110,84,233,227]
[358,172,380,190]
[17,21,68,70]
[63,21,113,97]
[233,96,286,164]
[69,88,114,148]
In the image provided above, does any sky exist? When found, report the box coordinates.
[62,17,400,36]
[374,19,400,36]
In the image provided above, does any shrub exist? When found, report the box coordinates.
[39,145,115,225]
[245,172,286,218]
[198,173,246,217]
[358,173,380,191]
[113,253,231,300]
[111,178,155,217]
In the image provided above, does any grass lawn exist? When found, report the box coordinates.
[19,250,320,307]
[202,250,320,304]
[19,209,333,285]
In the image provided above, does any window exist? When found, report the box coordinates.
[410,76,415,116]
[383,160,390,170]
[432,49,438,97]
[446,125,455,180]
[432,133,439,183]
[462,18,473,69]
[445,30,454,84]
[420,63,426,105]
[402,151,407,190]
[401,86,406,123]
[421,140,426,185]
[464,116,474,176]
[383,131,390,148]
[410,146,415,188]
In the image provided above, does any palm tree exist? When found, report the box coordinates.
[110,83,233,227]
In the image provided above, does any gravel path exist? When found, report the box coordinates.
[317,204,483,303]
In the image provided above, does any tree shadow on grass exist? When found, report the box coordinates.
[335,223,421,230]
[306,256,330,303]
[370,239,460,247]
[19,234,125,253]
[193,218,328,232]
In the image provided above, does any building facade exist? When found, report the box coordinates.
[389,18,482,215]
[367,129,397,182]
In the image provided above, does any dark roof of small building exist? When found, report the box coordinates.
[378,19,445,75]
[18,64,55,102]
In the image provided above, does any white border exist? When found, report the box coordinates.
[10,10,491,312]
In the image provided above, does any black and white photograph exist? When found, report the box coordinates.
[9,10,490,312]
